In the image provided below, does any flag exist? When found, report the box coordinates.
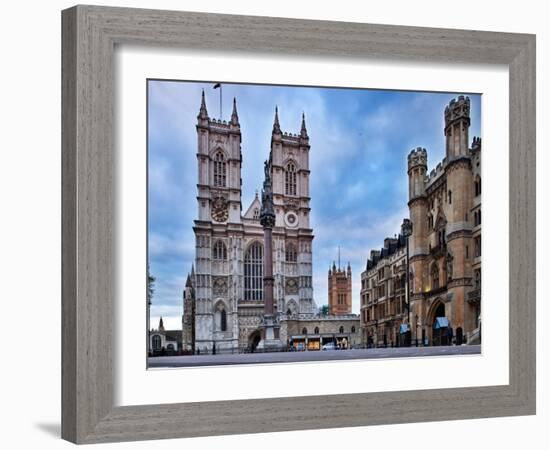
[213,83,221,89]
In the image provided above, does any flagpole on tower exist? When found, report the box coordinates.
[213,82,222,118]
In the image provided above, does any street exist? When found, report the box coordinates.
[148,345,481,368]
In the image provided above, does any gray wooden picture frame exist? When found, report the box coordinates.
[61,5,536,444]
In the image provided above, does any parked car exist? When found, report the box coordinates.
[322,342,337,351]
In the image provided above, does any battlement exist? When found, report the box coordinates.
[408,147,428,170]
[427,157,447,185]
[208,118,231,127]
[445,95,471,127]
[204,118,240,134]
[471,136,482,151]
[281,131,301,143]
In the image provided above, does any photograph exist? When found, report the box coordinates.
[146,80,482,368]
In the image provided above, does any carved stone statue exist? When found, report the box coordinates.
[260,156,275,228]
[446,251,453,282]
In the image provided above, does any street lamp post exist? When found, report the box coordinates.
[415,314,419,347]
[401,218,413,347]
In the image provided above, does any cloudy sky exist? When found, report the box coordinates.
[148,80,481,329]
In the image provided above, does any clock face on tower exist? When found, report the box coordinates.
[211,195,229,222]
[284,211,298,228]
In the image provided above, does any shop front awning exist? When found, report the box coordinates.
[433,317,450,329]
[399,324,410,334]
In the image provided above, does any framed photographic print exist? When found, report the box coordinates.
[62,5,535,444]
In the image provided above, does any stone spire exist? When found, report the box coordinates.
[231,97,239,126]
[198,89,208,120]
[159,316,165,332]
[185,273,192,288]
[300,112,308,138]
[272,106,281,134]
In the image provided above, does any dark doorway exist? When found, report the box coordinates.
[248,330,262,352]
[456,327,463,345]
[432,303,448,346]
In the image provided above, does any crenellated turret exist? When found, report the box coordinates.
[445,95,471,160]
[408,147,427,200]
[407,148,428,261]
[471,136,481,152]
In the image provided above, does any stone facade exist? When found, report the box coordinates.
[150,317,182,355]
[360,236,408,347]
[280,314,360,350]
[360,96,482,347]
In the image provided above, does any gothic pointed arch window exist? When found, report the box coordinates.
[474,269,481,289]
[214,302,228,331]
[152,334,161,351]
[212,240,227,260]
[285,162,297,196]
[286,243,297,262]
[431,262,440,290]
[339,326,345,334]
[314,326,319,334]
[244,242,263,300]
[302,327,308,335]
[474,175,482,197]
[213,150,227,187]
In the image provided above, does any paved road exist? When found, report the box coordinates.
[148,345,481,368]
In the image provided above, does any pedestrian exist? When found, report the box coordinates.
[446,327,453,345]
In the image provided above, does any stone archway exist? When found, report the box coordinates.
[427,299,447,346]
[248,329,262,352]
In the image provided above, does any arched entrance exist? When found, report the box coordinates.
[428,300,449,346]
[248,329,262,352]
